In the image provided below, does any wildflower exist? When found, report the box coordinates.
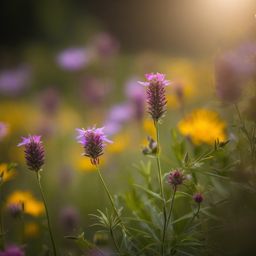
[139,73,170,123]
[142,136,158,155]
[76,127,112,165]
[92,32,120,58]
[0,65,31,96]
[59,206,80,233]
[0,122,8,141]
[125,77,145,121]
[178,109,226,145]
[0,245,24,256]
[7,203,23,218]
[18,135,45,172]
[25,222,40,238]
[193,192,203,204]
[167,169,186,188]
[56,48,91,71]
[6,191,44,217]
[0,163,16,183]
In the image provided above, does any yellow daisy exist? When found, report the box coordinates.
[178,109,227,145]
[0,163,16,183]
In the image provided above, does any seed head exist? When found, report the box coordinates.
[18,135,45,172]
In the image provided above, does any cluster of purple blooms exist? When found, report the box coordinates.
[0,245,24,256]
[15,72,205,255]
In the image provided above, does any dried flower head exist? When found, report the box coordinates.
[139,73,170,123]
[76,127,112,165]
[193,192,203,204]
[18,135,45,172]
[167,169,186,188]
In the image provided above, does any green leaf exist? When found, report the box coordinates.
[134,184,163,201]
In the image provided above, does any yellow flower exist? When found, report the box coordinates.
[0,163,16,183]
[6,191,44,217]
[25,222,40,238]
[178,109,227,145]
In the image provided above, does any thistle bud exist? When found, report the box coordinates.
[167,169,185,188]
[193,192,203,204]
[18,135,45,172]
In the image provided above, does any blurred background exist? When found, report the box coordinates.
[0,0,256,255]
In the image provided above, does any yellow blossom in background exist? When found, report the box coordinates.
[143,119,156,139]
[107,132,130,154]
[6,191,44,217]
[0,163,16,183]
[72,146,107,173]
[178,109,227,145]
[25,222,40,238]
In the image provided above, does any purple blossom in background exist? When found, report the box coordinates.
[0,66,31,96]
[125,77,145,121]
[107,104,133,124]
[103,122,122,136]
[39,87,60,115]
[92,32,120,58]
[56,48,91,71]
[80,77,112,105]
[59,206,80,233]
[139,72,170,122]
[18,135,45,172]
[76,127,112,165]
[215,42,256,103]
[0,122,8,141]
[0,245,25,256]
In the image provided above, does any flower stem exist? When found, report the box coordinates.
[154,121,167,256]
[95,165,120,220]
[183,203,201,233]
[95,165,122,254]
[166,186,177,228]
[36,172,57,256]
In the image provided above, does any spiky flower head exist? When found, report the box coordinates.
[139,73,170,123]
[193,192,203,204]
[18,135,45,172]
[76,127,112,165]
[167,169,186,188]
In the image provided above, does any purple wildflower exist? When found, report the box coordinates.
[193,192,203,204]
[139,73,170,123]
[7,203,23,218]
[76,127,112,165]
[18,135,45,172]
[125,77,145,121]
[92,32,120,58]
[0,66,31,96]
[59,206,80,233]
[0,122,8,141]
[167,169,186,188]
[56,48,91,71]
[0,245,24,256]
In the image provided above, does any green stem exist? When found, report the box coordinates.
[110,228,122,255]
[95,165,120,220]
[183,203,201,233]
[166,186,177,228]
[154,121,167,256]
[36,172,57,256]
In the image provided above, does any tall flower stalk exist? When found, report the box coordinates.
[18,135,57,256]
[76,127,123,254]
[139,73,170,255]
